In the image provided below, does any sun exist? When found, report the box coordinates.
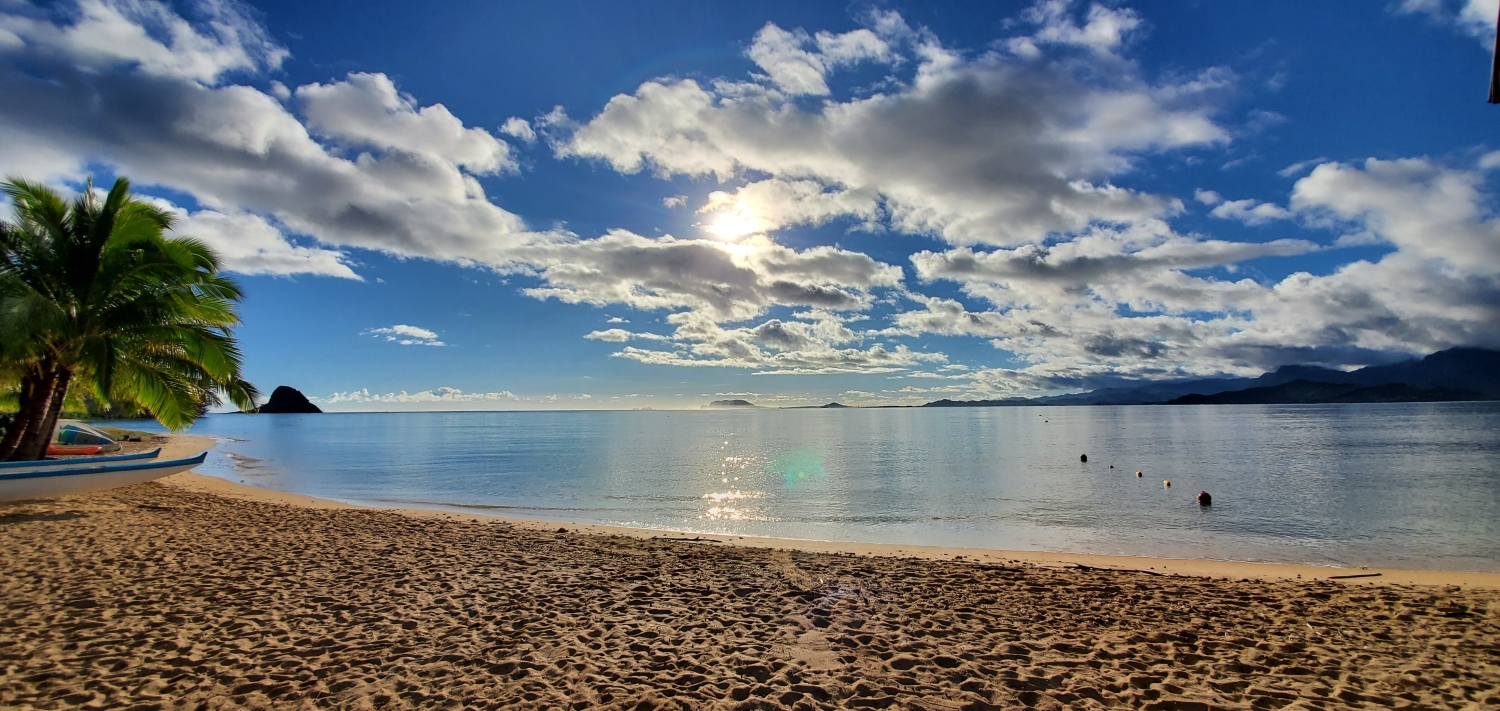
[703,211,766,240]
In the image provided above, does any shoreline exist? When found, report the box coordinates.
[159,434,1500,589]
[5,434,1496,708]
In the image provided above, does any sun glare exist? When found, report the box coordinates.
[703,212,765,240]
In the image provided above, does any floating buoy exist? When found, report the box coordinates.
[1197,491,1212,506]
[1109,465,1114,469]
[1164,479,1171,488]
[1136,471,1143,477]
[1080,454,1088,463]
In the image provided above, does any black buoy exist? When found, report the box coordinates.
[1080,454,1088,463]
[1197,491,1212,506]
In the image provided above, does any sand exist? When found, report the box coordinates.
[1,436,1497,709]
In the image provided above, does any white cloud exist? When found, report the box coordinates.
[296,72,516,174]
[1277,157,1328,177]
[500,116,536,143]
[519,231,902,322]
[0,0,287,83]
[0,0,556,278]
[698,179,880,238]
[557,9,1226,246]
[605,316,629,323]
[1396,0,1498,44]
[662,194,688,209]
[1290,157,1500,272]
[0,0,919,372]
[319,386,593,410]
[604,310,945,375]
[1193,189,1222,205]
[1209,198,1293,225]
[363,324,445,346]
[166,206,360,279]
[887,156,1500,392]
[1006,0,1143,59]
[746,22,893,96]
[583,328,669,343]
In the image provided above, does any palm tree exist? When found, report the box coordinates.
[0,176,258,460]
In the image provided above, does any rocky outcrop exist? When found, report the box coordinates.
[254,386,322,414]
[707,399,756,408]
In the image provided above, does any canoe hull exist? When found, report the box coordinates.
[47,444,103,456]
[0,448,163,474]
[0,453,207,502]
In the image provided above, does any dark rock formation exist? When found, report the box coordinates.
[255,386,322,414]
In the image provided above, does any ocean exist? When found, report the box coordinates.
[116,402,1500,571]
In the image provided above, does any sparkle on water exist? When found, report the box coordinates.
[122,402,1500,571]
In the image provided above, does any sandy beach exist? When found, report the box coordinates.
[2,436,1497,709]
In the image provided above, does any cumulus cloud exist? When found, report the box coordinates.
[1209,199,1293,226]
[556,5,1226,246]
[746,22,894,96]
[296,72,516,174]
[583,328,669,343]
[364,325,445,346]
[320,387,594,410]
[500,116,536,143]
[1006,0,1143,59]
[1396,0,1498,44]
[0,0,287,83]
[587,310,944,375]
[327,386,512,404]
[0,0,928,377]
[167,206,360,279]
[889,155,1500,392]
[0,0,552,279]
[519,231,902,322]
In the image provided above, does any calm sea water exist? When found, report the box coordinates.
[114,403,1500,571]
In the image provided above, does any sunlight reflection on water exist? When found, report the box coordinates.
[129,402,1500,571]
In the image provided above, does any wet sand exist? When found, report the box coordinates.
[1,436,1497,709]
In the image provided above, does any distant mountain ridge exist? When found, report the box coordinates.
[922,347,1500,407]
[1167,380,1486,405]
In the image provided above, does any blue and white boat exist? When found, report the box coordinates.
[0,452,207,502]
[0,448,163,474]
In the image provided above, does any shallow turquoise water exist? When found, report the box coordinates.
[117,403,1500,571]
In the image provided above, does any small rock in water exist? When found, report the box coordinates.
[1080,454,1088,463]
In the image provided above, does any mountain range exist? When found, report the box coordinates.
[924,347,1499,407]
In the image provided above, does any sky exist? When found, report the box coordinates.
[1,0,1498,411]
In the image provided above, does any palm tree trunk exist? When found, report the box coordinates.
[18,369,71,461]
[0,372,39,460]
[11,366,61,461]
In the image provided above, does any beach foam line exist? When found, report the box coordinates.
[158,434,1500,590]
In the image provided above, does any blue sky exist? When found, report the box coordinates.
[1,0,1498,410]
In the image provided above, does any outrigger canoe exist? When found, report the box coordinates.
[47,444,103,456]
[0,448,163,473]
[0,451,207,502]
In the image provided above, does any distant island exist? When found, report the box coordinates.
[252,386,323,414]
[707,399,757,408]
[921,346,1498,408]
